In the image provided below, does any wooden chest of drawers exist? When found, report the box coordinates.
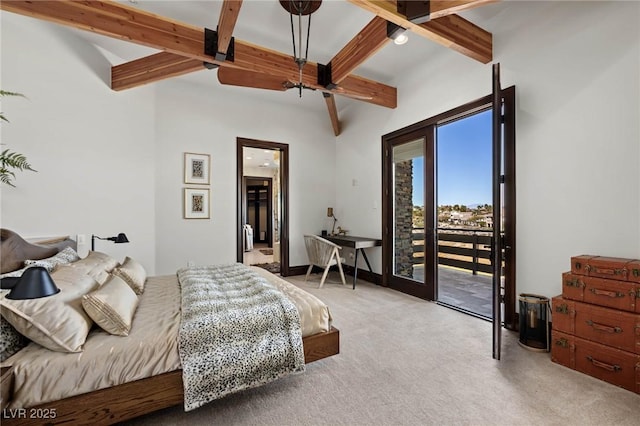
[552,255,640,394]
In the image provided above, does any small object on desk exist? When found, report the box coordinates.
[336,226,348,236]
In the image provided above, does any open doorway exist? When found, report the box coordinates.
[236,138,290,276]
[436,109,493,319]
[382,86,516,330]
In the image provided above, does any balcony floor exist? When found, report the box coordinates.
[413,265,493,318]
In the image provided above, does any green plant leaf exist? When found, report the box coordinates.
[1,89,34,187]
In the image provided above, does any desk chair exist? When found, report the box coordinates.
[303,235,346,288]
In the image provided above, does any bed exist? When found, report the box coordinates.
[0,229,339,425]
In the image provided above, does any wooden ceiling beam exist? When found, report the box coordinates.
[348,0,494,63]
[112,0,241,91]
[111,52,204,91]
[217,67,288,92]
[1,1,396,108]
[322,93,341,137]
[216,0,243,55]
[329,16,390,85]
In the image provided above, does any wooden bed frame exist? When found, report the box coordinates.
[0,229,340,425]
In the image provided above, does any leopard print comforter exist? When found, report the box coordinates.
[177,263,305,411]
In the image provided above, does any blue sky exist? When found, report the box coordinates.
[412,109,492,207]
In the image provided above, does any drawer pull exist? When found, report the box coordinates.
[554,338,569,348]
[586,356,621,372]
[555,304,570,314]
[631,269,639,278]
[585,320,622,334]
[589,288,624,298]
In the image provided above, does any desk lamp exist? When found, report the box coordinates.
[327,208,338,236]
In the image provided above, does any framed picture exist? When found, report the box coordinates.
[184,152,210,185]
[184,188,210,219]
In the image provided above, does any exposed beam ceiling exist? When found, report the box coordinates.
[348,0,494,63]
[0,0,396,108]
[1,0,497,135]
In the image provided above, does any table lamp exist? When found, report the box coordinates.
[327,207,338,235]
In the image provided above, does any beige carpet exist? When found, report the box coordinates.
[124,272,640,426]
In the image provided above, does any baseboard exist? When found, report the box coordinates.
[341,265,382,285]
[286,265,309,276]
[287,264,382,286]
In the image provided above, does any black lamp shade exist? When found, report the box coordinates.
[6,267,60,300]
[113,233,129,244]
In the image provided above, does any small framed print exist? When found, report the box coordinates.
[184,188,210,219]
[184,152,210,185]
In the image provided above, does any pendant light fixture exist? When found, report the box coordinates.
[279,0,322,98]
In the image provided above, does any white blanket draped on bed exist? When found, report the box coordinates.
[177,263,305,412]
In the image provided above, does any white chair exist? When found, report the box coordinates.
[303,235,347,288]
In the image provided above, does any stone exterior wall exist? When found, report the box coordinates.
[394,159,414,278]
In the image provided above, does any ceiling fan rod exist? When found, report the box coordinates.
[286,0,316,98]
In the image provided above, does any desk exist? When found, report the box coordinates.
[323,235,382,289]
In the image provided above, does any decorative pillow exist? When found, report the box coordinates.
[113,257,146,295]
[0,267,99,353]
[66,251,120,285]
[0,315,28,361]
[24,246,80,271]
[82,275,139,336]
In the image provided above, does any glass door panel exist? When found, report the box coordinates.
[392,138,425,283]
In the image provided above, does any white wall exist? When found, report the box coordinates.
[0,14,157,271]
[153,80,335,274]
[335,1,640,299]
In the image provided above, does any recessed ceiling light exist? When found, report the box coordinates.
[394,33,408,45]
[263,162,269,166]
[246,156,252,160]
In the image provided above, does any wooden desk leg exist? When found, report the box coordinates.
[352,249,359,289]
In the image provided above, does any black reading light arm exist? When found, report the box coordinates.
[91,233,129,251]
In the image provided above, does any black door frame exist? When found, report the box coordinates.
[382,86,516,330]
[236,138,290,276]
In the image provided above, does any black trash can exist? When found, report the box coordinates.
[518,293,550,352]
